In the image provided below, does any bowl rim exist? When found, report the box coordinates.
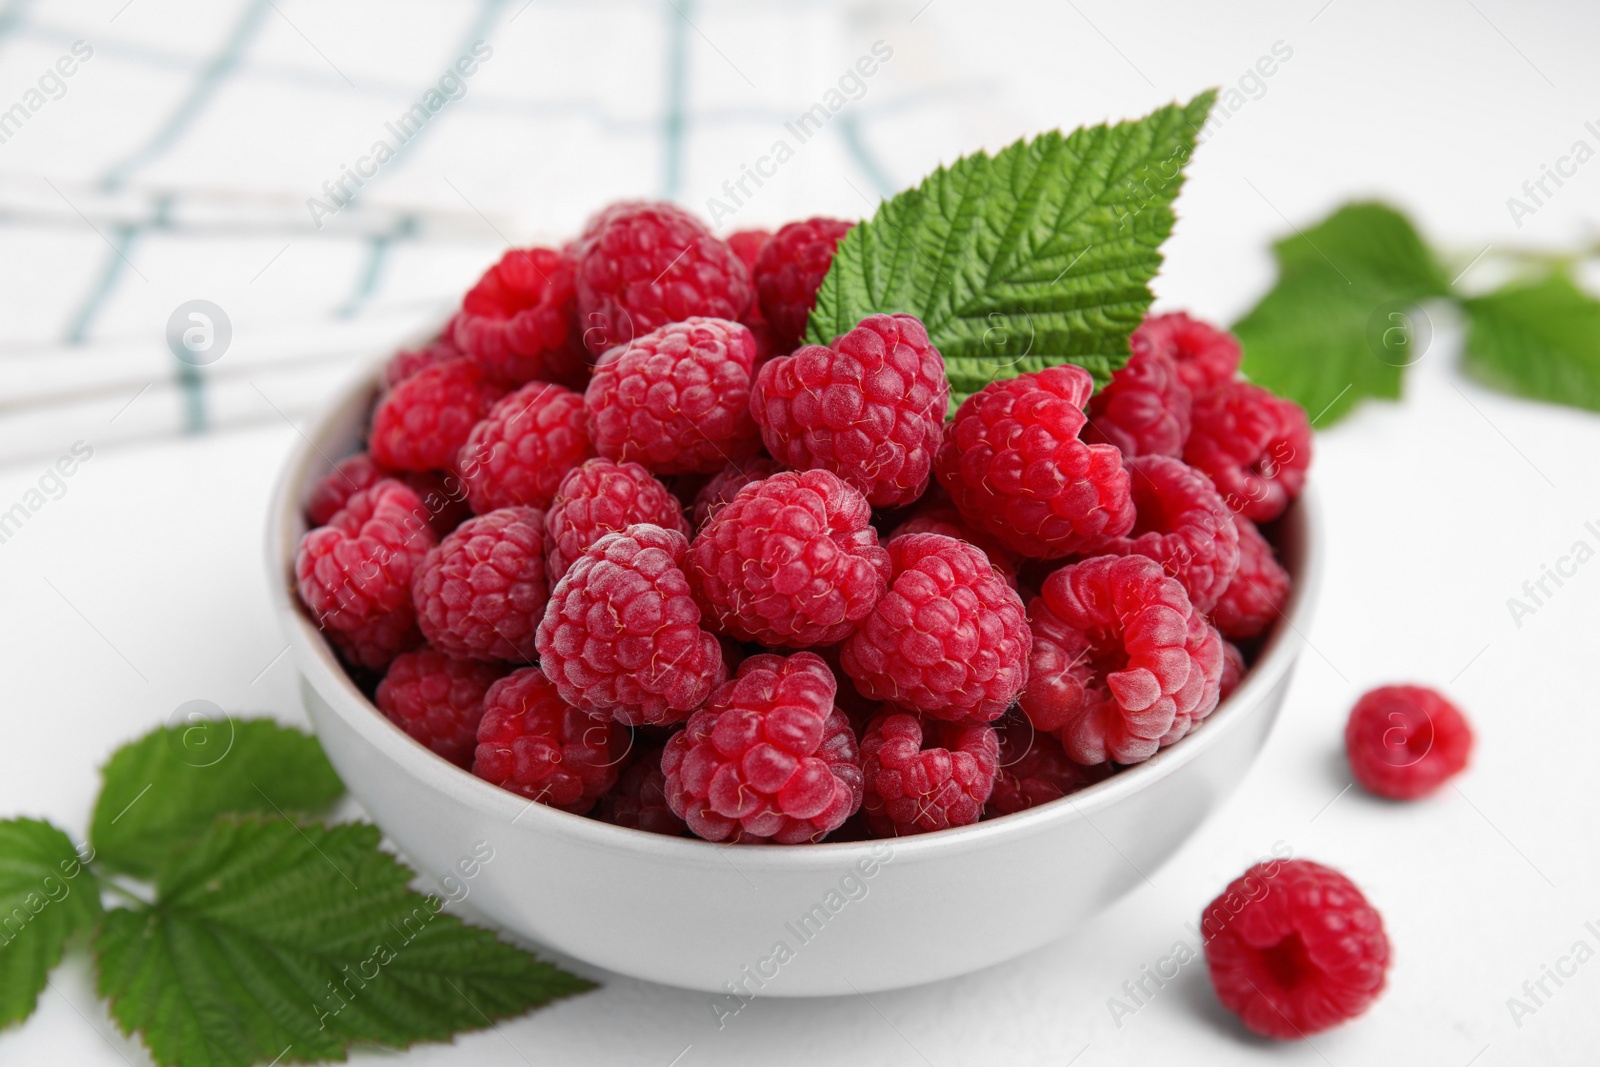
[266,365,1324,871]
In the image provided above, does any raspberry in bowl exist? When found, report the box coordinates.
[269,330,1321,997]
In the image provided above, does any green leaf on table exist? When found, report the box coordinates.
[1233,201,1450,427]
[1462,270,1600,411]
[809,90,1215,408]
[95,817,592,1067]
[92,719,344,879]
[0,818,102,1029]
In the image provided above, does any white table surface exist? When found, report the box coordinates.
[4,1,1600,1064]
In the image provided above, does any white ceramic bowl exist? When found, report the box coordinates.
[267,369,1322,997]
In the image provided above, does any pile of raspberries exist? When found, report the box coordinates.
[294,200,1311,845]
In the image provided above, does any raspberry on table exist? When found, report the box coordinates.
[453,247,588,389]
[382,318,462,392]
[1022,554,1223,765]
[1203,859,1390,1039]
[840,533,1030,723]
[984,720,1109,818]
[573,201,752,356]
[471,666,627,814]
[370,358,506,473]
[886,499,1021,588]
[690,455,783,529]
[1185,381,1312,523]
[536,523,725,726]
[752,312,949,508]
[1084,339,1193,458]
[545,458,689,584]
[662,651,862,843]
[689,468,890,648]
[412,506,549,662]
[1219,640,1246,700]
[1102,455,1240,614]
[375,647,507,767]
[295,479,436,669]
[585,317,762,474]
[1134,312,1242,397]
[458,380,591,513]
[936,364,1136,559]
[593,744,687,836]
[1345,684,1473,800]
[860,711,998,836]
[752,217,854,351]
[1211,514,1291,641]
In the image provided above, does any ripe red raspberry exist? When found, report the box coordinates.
[662,652,862,843]
[412,507,548,662]
[1022,554,1223,765]
[840,534,1029,723]
[725,229,770,273]
[375,647,507,767]
[1084,340,1193,458]
[1102,455,1240,614]
[1345,685,1473,800]
[1203,859,1390,1039]
[689,469,890,648]
[1185,381,1311,523]
[544,458,689,584]
[690,455,783,529]
[306,454,469,538]
[1135,312,1242,397]
[382,319,461,392]
[985,724,1109,818]
[594,745,686,836]
[370,358,506,472]
[860,712,998,836]
[936,364,1135,559]
[584,317,761,474]
[1211,515,1291,641]
[295,480,435,669]
[886,499,1020,588]
[536,524,725,726]
[752,217,854,350]
[471,667,626,814]
[1219,640,1246,700]
[573,201,752,356]
[753,313,949,508]
[453,247,587,388]
[458,381,591,513]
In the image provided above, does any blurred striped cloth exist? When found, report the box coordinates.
[0,0,997,463]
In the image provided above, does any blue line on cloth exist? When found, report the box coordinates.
[98,0,273,192]
[334,0,508,212]
[836,112,895,198]
[659,0,690,198]
[0,0,34,44]
[64,195,173,345]
[336,215,417,320]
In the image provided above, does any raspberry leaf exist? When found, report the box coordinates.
[1462,270,1600,410]
[92,719,344,879]
[94,817,592,1067]
[808,91,1215,408]
[0,818,102,1029]
[1233,202,1449,427]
